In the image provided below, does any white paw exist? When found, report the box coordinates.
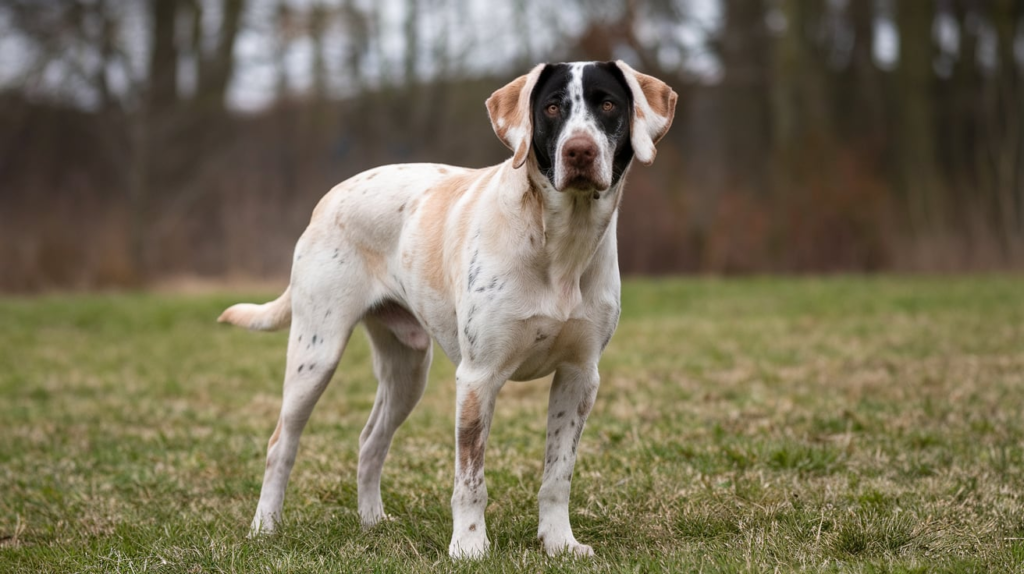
[248,513,278,538]
[541,536,594,557]
[360,511,394,530]
[449,533,490,559]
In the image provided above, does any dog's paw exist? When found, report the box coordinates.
[247,519,275,539]
[245,507,282,540]
[540,534,594,558]
[449,534,490,560]
[360,512,394,530]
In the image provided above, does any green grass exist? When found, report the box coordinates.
[3,276,1024,572]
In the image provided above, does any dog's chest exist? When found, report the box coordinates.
[508,315,578,381]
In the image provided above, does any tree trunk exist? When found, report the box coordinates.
[894,0,939,238]
[199,0,244,110]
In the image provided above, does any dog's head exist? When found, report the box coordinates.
[486,61,677,193]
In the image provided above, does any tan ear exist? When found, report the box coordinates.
[485,64,546,169]
[614,60,677,166]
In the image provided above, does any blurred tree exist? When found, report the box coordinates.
[988,0,1024,247]
[894,0,940,236]
[718,0,771,191]
[834,0,884,148]
[2,0,1024,289]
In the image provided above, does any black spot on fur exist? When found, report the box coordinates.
[467,249,481,291]
[571,418,585,455]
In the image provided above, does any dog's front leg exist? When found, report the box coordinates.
[449,365,504,559]
[537,363,599,556]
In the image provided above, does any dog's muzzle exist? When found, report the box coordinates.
[556,136,608,192]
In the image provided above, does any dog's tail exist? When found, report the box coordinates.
[218,287,292,332]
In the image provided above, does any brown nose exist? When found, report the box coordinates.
[562,137,597,170]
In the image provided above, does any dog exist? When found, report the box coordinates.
[218,60,676,558]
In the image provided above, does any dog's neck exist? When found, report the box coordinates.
[499,156,625,317]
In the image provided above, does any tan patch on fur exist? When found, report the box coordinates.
[268,419,283,450]
[577,396,593,418]
[486,75,528,150]
[454,168,497,242]
[458,390,485,474]
[522,177,544,229]
[635,73,678,144]
[419,169,490,293]
[356,241,386,279]
[637,74,670,117]
[367,172,377,180]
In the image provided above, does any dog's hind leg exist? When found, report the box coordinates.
[356,307,432,527]
[249,277,366,536]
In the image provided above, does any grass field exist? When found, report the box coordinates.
[2,277,1024,572]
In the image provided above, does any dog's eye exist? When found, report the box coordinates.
[601,101,615,112]
[545,103,559,117]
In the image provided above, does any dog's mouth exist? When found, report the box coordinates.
[557,177,599,193]
[553,150,612,192]
[554,173,610,194]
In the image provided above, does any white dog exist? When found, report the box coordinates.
[219,60,676,558]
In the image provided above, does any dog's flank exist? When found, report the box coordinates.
[219,60,676,559]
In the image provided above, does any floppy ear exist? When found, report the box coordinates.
[614,60,678,166]
[485,63,546,169]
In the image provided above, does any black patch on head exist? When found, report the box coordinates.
[530,64,572,183]
[584,62,634,186]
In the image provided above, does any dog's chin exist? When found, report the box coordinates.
[554,173,610,194]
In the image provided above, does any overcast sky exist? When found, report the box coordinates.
[0,0,916,112]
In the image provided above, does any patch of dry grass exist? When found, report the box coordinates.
[2,276,1024,572]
